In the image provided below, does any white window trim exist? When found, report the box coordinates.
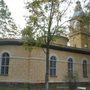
[49,53,58,77]
[81,58,88,78]
[0,51,11,75]
[66,56,75,72]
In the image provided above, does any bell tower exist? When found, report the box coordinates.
[69,1,90,49]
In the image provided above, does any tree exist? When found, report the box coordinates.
[22,0,72,89]
[85,1,90,31]
[80,0,90,32]
[64,72,79,90]
[0,0,18,38]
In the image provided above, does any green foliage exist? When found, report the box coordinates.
[85,1,90,11]
[64,72,79,90]
[78,2,90,30]
[79,14,90,26]
[65,73,78,82]
[82,0,90,26]
[0,0,18,38]
[22,26,36,50]
[23,0,71,49]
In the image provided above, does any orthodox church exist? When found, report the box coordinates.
[0,1,89,87]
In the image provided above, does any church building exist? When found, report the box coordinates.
[0,1,89,87]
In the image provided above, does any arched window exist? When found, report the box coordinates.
[1,52,10,75]
[83,60,88,78]
[50,56,56,76]
[68,58,73,75]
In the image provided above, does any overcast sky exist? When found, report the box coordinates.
[4,0,87,29]
[4,0,28,29]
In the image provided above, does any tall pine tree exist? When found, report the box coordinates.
[0,0,18,38]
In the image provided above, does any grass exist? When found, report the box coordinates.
[0,86,46,90]
[87,86,90,90]
[0,87,27,90]
[0,86,90,90]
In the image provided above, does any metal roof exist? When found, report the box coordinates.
[0,39,23,45]
[0,39,90,55]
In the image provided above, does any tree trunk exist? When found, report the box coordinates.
[45,43,50,90]
[45,1,54,90]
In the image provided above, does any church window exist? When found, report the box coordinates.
[68,58,73,76]
[83,60,88,78]
[50,56,56,76]
[1,52,10,75]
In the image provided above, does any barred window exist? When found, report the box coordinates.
[83,60,88,78]
[1,53,10,75]
[50,56,56,76]
[68,58,73,76]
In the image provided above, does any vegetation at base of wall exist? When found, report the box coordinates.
[0,85,90,90]
[64,72,79,90]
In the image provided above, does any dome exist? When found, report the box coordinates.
[51,36,69,46]
[70,1,84,31]
[73,1,84,19]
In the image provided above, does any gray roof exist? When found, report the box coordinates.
[0,39,89,55]
[0,39,23,45]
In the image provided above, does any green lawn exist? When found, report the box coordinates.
[0,86,90,90]
[0,86,46,90]
[0,87,27,90]
[87,86,90,90]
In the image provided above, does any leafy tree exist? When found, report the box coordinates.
[0,0,18,38]
[80,0,90,30]
[85,1,90,30]
[22,0,72,89]
[64,72,79,90]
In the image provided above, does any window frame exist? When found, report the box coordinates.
[67,58,73,76]
[82,60,88,78]
[50,56,57,77]
[1,52,10,75]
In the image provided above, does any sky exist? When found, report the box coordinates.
[4,0,88,29]
[4,0,28,29]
